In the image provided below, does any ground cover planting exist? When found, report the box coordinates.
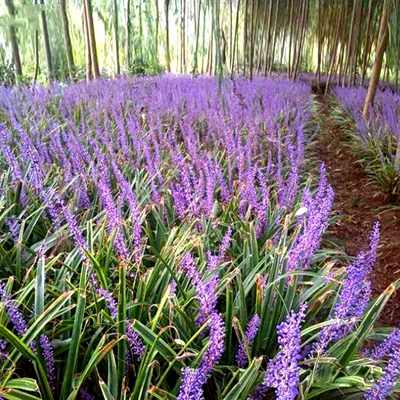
[311,95,400,329]
[0,76,399,400]
[331,87,400,203]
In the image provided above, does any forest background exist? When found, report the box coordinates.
[1,0,399,89]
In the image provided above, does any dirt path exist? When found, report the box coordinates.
[314,98,400,327]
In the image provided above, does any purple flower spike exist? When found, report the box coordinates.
[0,339,7,360]
[177,252,225,400]
[236,314,260,368]
[286,165,334,274]
[0,281,28,336]
[218,227,232,261]
[249,304,306,400]
[198,312,225,375]
[80,386,95,400]
[364,327,400,360]
[180,252,218,326]
[125,321,144,360]
[363,345,400,400]
[168,280,177,297]
[176,367,203,400]
[263,304,306,400]
[89,275,143,362]
[315,222,379,354]
[205,227,232,273]
[39,334,55,391]
[5,218,20,244]
[177,312,225,400]
[94,284,118,319]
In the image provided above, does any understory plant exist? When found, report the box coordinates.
[331,86,400,203]
[0,76,399,400]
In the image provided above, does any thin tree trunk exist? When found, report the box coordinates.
[221,27,227,66]
[287,0,295,77]
[280,1,291,68]
[59,0,74,80]
[265,0,273,73]
[338,0,349,85]
[363,0,389,117]
[342,0,357,86]
[384,64,389,83]
[193,0,202,74]
[82,1,92,81]
[33,0,39,84]
[182,0,186,72]
[179,0,182,72]
[155,0,159,65]
[126,0,131,66]
[230,0,240,77]
[326,0,344,93]
[349,0,363,86]
[291,0,302,78]
[316,0,323,86]
[290,0,300,78]
[113,0,120,75]
[242,0,249,76]
[84,0,100,78]
[165,0,171,71]
[33,28,39,83]
[256,0,268,72]
[337,35,346,85]
[207,19,214,75]
[5,0,22,77]
[229,0,232,67]
[294,0,308,81]
[268,0,279,75]
[201,3,206,74]
[138,1,143,60]
[251,0,259,77]
[249,0,256,80]
[395,2,400,92]
[39,0,54,81]
[364,2,384,84]
[213,0,223,79]
[360,0,373,86]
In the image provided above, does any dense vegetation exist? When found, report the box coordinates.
[0,76,399,400]
[1,1,400,400]
[331,86,400,203]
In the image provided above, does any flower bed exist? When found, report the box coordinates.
[0,76,398,400]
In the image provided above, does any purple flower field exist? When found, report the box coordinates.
[0,76,399,400]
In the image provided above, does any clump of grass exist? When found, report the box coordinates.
[331,87,400,204]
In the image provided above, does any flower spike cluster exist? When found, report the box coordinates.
[363,327,400,399]
[236,314,260,368]
[249,304,306,400]
[314,222,379,354]
[177,253,226,400]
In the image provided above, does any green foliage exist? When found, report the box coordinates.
[0,65,16,86]
[127,58,164,76]
[0,78,399,399]
[330,97,400,204]
[0,63,16,85]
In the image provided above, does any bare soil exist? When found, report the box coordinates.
[314,98,400,327]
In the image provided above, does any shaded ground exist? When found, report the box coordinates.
[314,97,400,327]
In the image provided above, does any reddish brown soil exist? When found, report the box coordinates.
[314,99,400,327]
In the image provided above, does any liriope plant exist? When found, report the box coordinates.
[331,86,400,203]
[0,76,399,400]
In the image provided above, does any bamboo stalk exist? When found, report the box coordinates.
[363,0,389,117]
